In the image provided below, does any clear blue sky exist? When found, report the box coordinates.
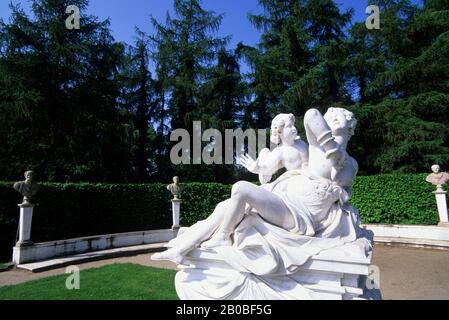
[0,0,417,73]
[0,0,373,47]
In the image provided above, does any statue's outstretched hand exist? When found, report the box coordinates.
[240,154,258,173]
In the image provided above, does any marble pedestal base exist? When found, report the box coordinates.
[175,246,380,300]
[171,200,181,230]
[434,190,448,225]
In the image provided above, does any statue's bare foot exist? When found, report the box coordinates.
[201,232,232,249]
[152,248,183,264]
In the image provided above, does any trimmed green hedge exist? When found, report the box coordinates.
[0,183,173,262]
[0,174,440,262]
[351,174,438,225]
[181,183,232,226]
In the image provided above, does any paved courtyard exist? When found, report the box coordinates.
[0,244,448,300]
[372,245,449,300]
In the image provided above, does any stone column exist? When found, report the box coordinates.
[171,199,181,230]
[434,190,449,227]
[17,204,35,246]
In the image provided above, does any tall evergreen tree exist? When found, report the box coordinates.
[0,0,134,182]
[150,0,229,132]
[199,48,245,129]
[198,47,247,182]
[149,0,232,181]
[349,0,449,173]
[120,30,158,181]
[245,0,353,130]
[245,0,307,126]
[298,0,353,108]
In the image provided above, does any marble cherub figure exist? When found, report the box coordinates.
[240,113,309,184]
[13,171,40,206]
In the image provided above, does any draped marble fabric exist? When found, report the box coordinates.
[167,170,372,300]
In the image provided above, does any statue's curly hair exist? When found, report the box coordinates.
[324,108,357,138]
[270,113,296,145]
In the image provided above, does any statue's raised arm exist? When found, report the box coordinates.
[304,108,358,187]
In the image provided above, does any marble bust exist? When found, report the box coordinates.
[426,165,449,191]
[13,171,40,206]
[167,176,183,200]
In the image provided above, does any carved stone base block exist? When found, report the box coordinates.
[174,247,381,300]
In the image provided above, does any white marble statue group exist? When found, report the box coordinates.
[153,108,373,300]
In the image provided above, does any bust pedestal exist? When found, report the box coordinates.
[17,204,34,246]
[171,199,181,230]
[433,190,449,227]
[12,204,35,265]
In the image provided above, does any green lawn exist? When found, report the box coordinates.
[0,264,178,300]
[0,264,7,271]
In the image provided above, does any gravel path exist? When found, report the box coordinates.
[0,244,448,300]
[373,245,449,300]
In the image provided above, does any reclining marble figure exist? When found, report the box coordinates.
[153,108,376,300]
